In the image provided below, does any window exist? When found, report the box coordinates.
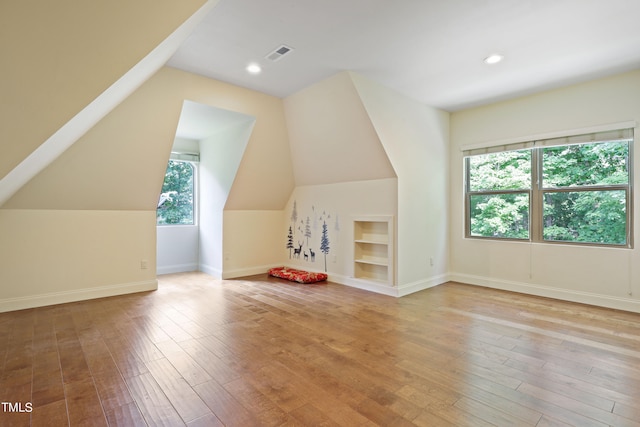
[465,128,633,247]
[157,159,196,225]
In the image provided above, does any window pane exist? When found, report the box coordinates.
[542,141,629,188]
[469,193,529,239]
[157,160,194,225]
[543,190,626,245]
[468,150,531,191]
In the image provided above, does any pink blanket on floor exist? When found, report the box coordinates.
[268,267,327,284]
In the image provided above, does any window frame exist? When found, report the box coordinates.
[465,138,633,248]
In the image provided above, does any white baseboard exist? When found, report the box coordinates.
[156,263,199,275]
[222,263,391,294]
[218,263,438,298]
[398,273,449,297]
[0,279,158,313]
[328,272,450,297]
[199,263,222,279]
[336,274,399,296]
[450,273,640,314]
[222,264,280,279]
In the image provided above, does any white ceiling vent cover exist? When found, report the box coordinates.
[265,45,294,62]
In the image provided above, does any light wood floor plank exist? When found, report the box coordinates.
[144,357,213,423]
[1,272,640,426]
[125,371,185,426]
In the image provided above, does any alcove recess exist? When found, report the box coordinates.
[353,216,394,286]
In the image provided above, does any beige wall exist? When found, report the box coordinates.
[0,210,157,312]
[283,72,396,186]
[0,67,294,311]
[4,67,294,211]
[4,69,184,210]
[199,118,255,278]
[352,73,450,293]
[450,69,640,312]
[282,179,398,288]
[281,71,450,295]
[0,0,207,180]
[281,72,400,293]
[223,210,285,278]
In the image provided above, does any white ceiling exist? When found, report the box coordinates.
[167,0,640,112]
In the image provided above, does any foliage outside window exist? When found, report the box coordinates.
[468,150,531,239]
[465,133,632,247]
[157,160,195,225]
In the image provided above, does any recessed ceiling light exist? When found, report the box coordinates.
[246,63,262,74]
[484,54,504,65]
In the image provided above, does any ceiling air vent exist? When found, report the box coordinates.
[265,45,294,62]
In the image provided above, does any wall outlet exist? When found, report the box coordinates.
[140,259,148,270]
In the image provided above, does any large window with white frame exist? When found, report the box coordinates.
[464,128,633,247]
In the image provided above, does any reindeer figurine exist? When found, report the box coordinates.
[303,251,309,261]
[309,248,315,262]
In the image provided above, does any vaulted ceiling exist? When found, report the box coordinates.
[167,0,640,112]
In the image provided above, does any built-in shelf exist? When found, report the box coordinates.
[353,216,393,286]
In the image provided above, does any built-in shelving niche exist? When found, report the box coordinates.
[353,216,394,286]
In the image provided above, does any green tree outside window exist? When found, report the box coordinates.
[157,160,195,225]
[466,139,630,246]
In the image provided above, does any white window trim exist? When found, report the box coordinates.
[464,128,634,248]
[460,121,637,154]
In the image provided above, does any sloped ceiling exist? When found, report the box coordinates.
[0,0,208,180]
[168,0,640,112]
[3,67,294,211]
[0,0,216,209]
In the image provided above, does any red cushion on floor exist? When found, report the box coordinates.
[268,267,327,284]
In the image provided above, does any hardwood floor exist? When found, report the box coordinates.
[1,273,640,426]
